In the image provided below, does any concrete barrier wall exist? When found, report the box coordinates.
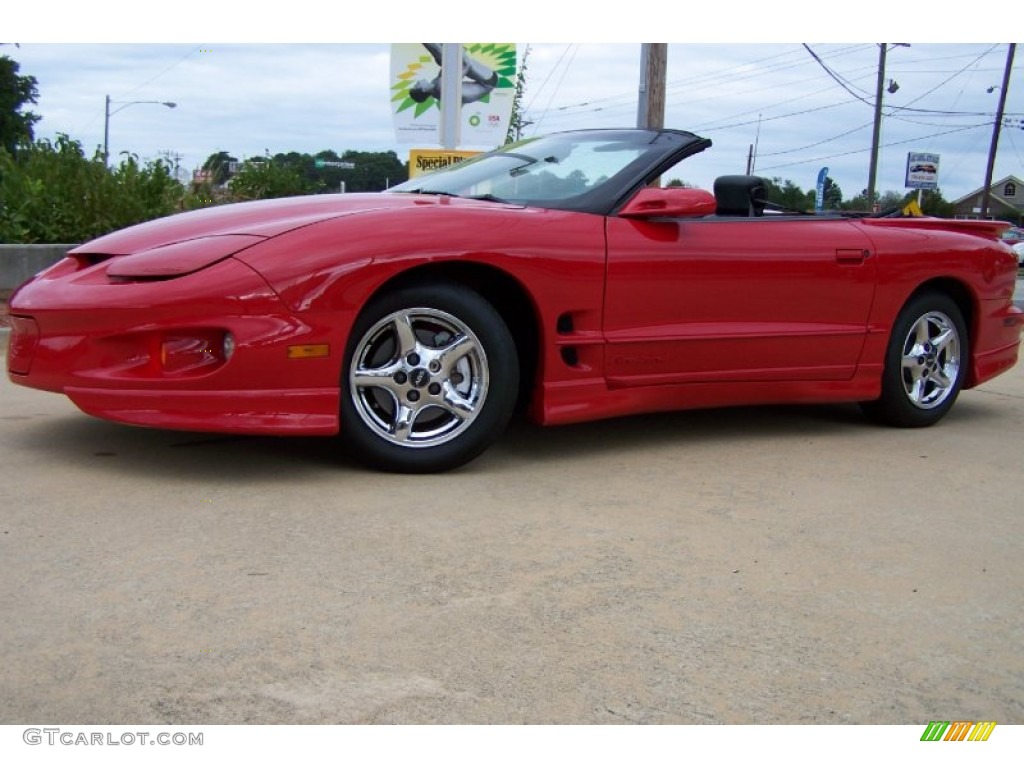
[0,245,77,294]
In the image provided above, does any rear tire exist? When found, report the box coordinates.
[862,292,968,428]
[341,282,518,473]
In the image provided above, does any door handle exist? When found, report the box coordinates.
[836,248,870,264]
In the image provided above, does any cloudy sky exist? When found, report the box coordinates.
[7,5,1021,203]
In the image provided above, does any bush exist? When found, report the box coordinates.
[0,134,182,243]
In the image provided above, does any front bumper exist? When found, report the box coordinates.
[6,256,349,436]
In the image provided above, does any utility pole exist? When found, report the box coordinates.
[637,44,667,130]
[981,43,1016,219]
[866,44,888,210]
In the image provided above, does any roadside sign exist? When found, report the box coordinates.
[906,152,939,190]
[408,149,480,178]
[315,159,355,169]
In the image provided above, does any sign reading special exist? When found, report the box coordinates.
[391,43,517,147]
[408,149,481,178]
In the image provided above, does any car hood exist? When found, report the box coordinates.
[70,193,457,257]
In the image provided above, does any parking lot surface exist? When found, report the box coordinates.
[1,334,1022,724]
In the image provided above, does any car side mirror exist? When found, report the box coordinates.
[619,187,716,219]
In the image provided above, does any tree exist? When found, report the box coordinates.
[878,190,904,211]
[200,151,237,186]
[505,45,531,144]
[822,176,843,210]
[901,188,955,217]
[844,188,903,213]
[763,177,814,211]
[336,150,407,192]
[228,157,319,201]
[0,135,182,243]
[0,54,40,154]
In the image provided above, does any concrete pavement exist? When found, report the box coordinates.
[1,332,1022,725]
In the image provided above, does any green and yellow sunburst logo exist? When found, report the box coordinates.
[392,43,517,118]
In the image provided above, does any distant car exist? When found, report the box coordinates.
[1001,226,1024,246]
[6,128,1023,472]
[1013,241,1024,266]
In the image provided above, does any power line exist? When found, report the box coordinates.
[756,123,988,173]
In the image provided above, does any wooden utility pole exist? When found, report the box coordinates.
[637,44,667,129]
[866,44,888,210]
[981,43,1016,219]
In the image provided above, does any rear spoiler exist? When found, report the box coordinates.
[860,217,1012,241]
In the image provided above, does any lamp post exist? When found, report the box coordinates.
[866,43,909,210]
[103,95,177,167]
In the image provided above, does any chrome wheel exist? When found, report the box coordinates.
[349,307,489,449]
[861,292,968,429]
[900,310,961,410]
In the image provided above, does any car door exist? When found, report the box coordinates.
[602,216,877,387]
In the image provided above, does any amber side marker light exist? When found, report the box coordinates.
[287,344,330,359]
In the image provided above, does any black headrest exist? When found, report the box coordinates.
[714,175,767,216]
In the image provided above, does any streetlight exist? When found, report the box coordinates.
[866,43,909,209]
[103,95,177,167]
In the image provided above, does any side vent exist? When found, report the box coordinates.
[557,312,579,367]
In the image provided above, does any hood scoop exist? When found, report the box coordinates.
[105,235,265,279]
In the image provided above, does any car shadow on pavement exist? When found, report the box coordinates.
[9,413,352,481]
[491,393,1007,467]
[6,393,1007,478]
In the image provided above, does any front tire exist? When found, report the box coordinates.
[863,292,968,428]
[341,282,519,473]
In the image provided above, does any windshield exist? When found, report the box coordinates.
[388,129,705,211]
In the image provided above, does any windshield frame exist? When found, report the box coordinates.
[388,128,711,215]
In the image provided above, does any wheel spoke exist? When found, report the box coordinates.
[437,335,477,371]
[392,313,420,358]
[932,328,956,358]
[929,368,952,389]
[352,362,402,392]
[442,385,476,418]
[913,317,931,347]
[390,403,417,442]
[907,374,926,404]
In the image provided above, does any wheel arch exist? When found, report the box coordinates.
[358,261,542,410]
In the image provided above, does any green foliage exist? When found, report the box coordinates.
[336,150,407,192]
[902,188,955,217]
[505,45,530,145]
[822,176,843,210]
[763,177,814,212]
[227,157,320,201]
[842,190,872,212]
[0,54,40,154]
[0,135,182,243]
[201,151,237,186]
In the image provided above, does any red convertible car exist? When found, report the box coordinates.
[6,128,1022,472]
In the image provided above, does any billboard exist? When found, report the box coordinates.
[391,44,517,147]
[906,152,940,190]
